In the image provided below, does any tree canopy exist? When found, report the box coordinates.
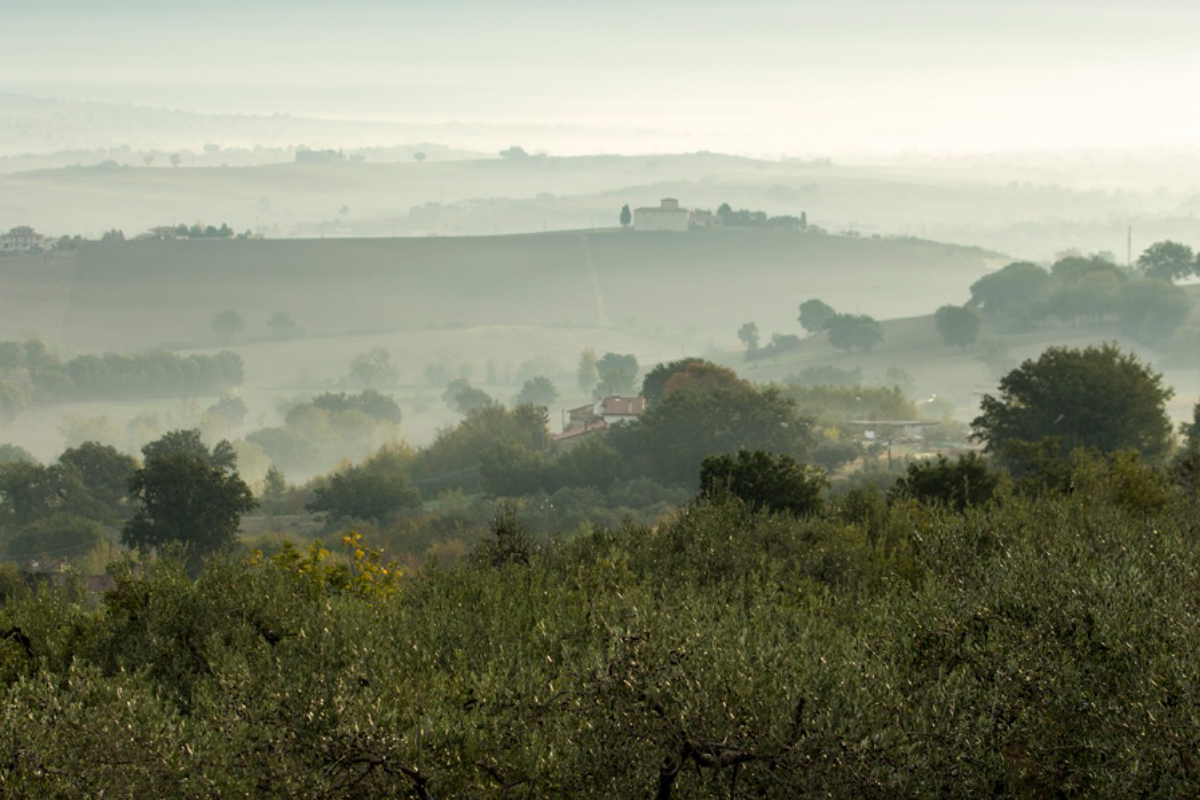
[1115,279,1191,342]
[967,262,1050,331]
[608,385,813,487]
[594,352,639,396]
[798,298,836,333]
[514,376,558,408]
[699,449,825,516]
[826,314,883,353]
[122,430,256,560]
[1137,240,1195,282]
[971,344,1174,468]
[933,305,979,350]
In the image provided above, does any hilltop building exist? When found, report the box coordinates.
[1,226,46,255]
[553,395,647,451]
[634,198,689,232]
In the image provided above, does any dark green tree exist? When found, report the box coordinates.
[967,262,1051,331]
[1114,279,1191,342]
[0,461,57,527]
[737,322,760,354]
[933,305,980,350]
[210,309,246,342]
[595,352,639,396]
[267,311,304,340]
[699,449,826,516]
[454,386,496,414]
[0,443,35,464]
[619,204,632,228]
[1171,399,1200,496]
[888,452,999,512]
[142,429,237,470]
[608,385,813,487]
[305,467,421,523]
[1049,270,1121,323]
[798,298,836,333]
[826,313,884,352]
[971,344,1174,469]
[1137,240,1195,282]
[345,347,399,389]
[57,441,137,523]
[514,376,559,408]
[122,431,256,559]
[577,348,600,394]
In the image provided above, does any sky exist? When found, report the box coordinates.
[3,0,1200,156]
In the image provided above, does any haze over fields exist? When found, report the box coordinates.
[1,0,1199,472]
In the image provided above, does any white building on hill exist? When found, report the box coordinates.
[1,226,46,254]
[635,198,689,232]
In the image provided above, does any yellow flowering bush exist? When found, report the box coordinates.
[257,531,400,598]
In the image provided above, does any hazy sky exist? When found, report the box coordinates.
[4,0,1199,155]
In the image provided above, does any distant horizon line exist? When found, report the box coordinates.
[5,90,1200,163]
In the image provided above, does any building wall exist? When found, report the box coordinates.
[635,209,689,232]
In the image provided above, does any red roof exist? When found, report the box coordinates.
[553,419,608,441]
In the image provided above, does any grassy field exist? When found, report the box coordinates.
[18,228,998,351]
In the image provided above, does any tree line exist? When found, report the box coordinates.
[0,339,243,420]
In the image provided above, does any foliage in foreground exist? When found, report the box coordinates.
[3,453,1200,798]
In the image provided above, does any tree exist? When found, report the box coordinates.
[1115,279,1191,342]
[661,361,750,400]
[267,311,304,340]
[211,309,246,342]
[305,465,421,523]
[888,452,999,512]
[737,322,760,354]
[345,347,399,389]
[122,431,257,560]
[455,388,495,415]
[595,352,639,396]
[971,344,1174,469]
[514,376,559,408]
[826,314,883,352]
[934,305,980,350]
[413,151,427,162]
[967,262,1051,331]
[1049,270,1121,323]
[499,146,529,159]
[1171,399,1200,495]
[619,204,632,228]
[0,461,58,527]
[641,358,707,405]
[57,441,137,523]
[699,449,826,516]
[1137,240,1195,282]
[798,299,836,334]
[608,385,813,487]
[577,349,599,394]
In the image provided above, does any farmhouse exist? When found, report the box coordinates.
[599,395,647,425]
[553,395,647,451]
[634,198,689,232]
[1,226,46,255]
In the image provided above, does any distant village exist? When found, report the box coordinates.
[1,196,808,255]
[630,198,808,232]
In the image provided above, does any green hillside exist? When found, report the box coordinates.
[40,229,994,351]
